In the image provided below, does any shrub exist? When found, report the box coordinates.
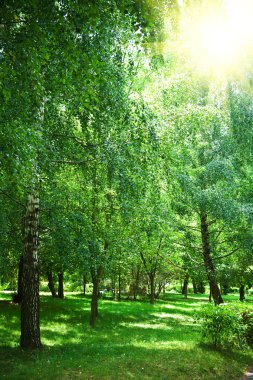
[65,281,82,292]
[241,310,253,346]
[40,281,49,292]
[196,303,249,349]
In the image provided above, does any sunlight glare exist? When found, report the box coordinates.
[199,18,240,65]
[183,0,253,72]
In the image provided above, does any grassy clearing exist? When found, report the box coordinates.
[0,292,252,379]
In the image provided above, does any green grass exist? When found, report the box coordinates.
[0,292,252,379]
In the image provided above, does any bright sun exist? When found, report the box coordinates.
[199,18,239,64]
[182,0,253,71]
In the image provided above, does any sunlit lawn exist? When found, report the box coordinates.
[0,292,252,379]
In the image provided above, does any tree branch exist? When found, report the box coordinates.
[51,134,97,150]
[52,160,87,165]
[174,242,202,252]
[0,190,25,208]
[154,235,163,273]
[213,247,241,261]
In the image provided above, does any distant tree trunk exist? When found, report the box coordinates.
[20,192,41,349]
[192,278,197,294]
[239,284,245,302]
[200,211,223,305]
[13,255,24,304]
[182,273,189,298]
[221,282,229,295]
[16,255,24,303]
[133,265,140,300]
[47,270,57,298]
[90,275,99,327]
[118,271,121,301]
[155,281,163,299]
[83,274,87,296]
[57,272,64,299]
[149,273,155,304]
[110,273,117,300]
[114,274,117,301]
[197,281,205,294]
[111,277,115,299]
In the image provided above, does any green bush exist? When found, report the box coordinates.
[40,281,49,292]
[168,284,181,293]
[241,310,253,346]
[65,281,82,292]
[196,303,250,349]
[228,287,239,294]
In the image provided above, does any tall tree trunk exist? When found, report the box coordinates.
[47,270,57,298]
[83,274,87,296]
[149,273,155,304]
[90,276,99,327]
[200,211,223,305]
[57,272,64,299]
[20,192,41,349]
[239,284,245,302]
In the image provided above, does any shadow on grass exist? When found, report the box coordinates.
[0,338,252,380]
[0,293,252,379]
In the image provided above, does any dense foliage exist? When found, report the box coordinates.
[0,0,253,353]
[196,303,253,349]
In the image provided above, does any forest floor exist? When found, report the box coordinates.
[0,292,252,380]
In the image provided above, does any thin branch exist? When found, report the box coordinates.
[212,239,231,246]
[166,257,205,271]
[139,251,147,270]
[213,247,241,261]
[167,258,184,270]
[207,219,217,226]
[185,251,205,266]
[154,235,163,273]
[211,226,225,240]
[0,19,27,25]
[52,160,87,165]
[185,226,201,232]
[51,134,97,150]
[174,242,202,252]
[0,190,25,208]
